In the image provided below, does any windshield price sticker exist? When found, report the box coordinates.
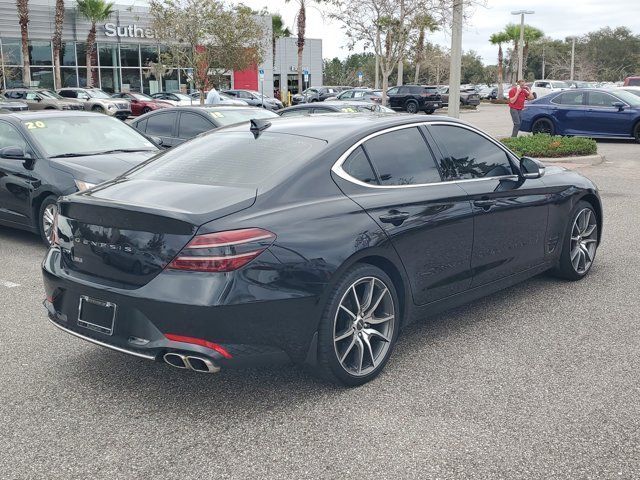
[25,121,46,129]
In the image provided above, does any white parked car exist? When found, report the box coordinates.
[530,80,570,99]
[189,91,249,106]
[150,92,196,106]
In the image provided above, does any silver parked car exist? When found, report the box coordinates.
[57,88,132,120]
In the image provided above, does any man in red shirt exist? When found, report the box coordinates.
[508,79,534,137]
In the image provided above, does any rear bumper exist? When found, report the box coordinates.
[42,247,320,369]
[423,100,442,110]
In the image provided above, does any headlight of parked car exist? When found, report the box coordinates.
[74,180,97,191]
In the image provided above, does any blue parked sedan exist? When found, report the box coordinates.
[520,88,640,142]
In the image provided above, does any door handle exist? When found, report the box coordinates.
[379,210,410,226]
[473,199,496,209]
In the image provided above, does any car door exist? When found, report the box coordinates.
[143,111,179,147]
[176,111,216,145]
[427,123,550,287]
[550,90,588,135]
[332,126,474,304]
[0,121,37,226]
[585,91,635,136]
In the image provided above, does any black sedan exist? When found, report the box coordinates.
[43,114,602,386]
[279,101,394,117]
[130,106,279,148]
[0,111,159,245]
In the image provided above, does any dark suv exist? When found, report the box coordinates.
[386,85,443,114]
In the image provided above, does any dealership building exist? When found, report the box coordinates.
[0,0,323,98]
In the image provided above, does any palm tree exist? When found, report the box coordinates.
[77,0,114,88]
[285,0,308,94]
[503,23,521,82]
[16,0,31,86]
[489,31,510,100]
[272,13,291,68]
[522,25,544,74]
[52,0,65,89]
[413,14,438,84]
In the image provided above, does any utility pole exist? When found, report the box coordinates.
[570,37,576,80]
[511,10,534,80]
[448,0,463,118]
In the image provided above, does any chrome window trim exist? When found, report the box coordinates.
[331,120,520,189]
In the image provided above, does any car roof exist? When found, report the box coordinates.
[0,110,111,122]
[222,113,467,144]
[131,105,270,120]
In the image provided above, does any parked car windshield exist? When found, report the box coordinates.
[205,108,278,126]
[551,81,570,89]
[24,116,157,157]
[38,90,63,100]
[173,93,192,101]
[87,89,112,99]
[131,93,153,100]
[129,131,326,187]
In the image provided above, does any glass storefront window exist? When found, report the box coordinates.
[120,44,140,67]
[140,45,159,65]
[1,39,22,66]
[31,67,54,88]
[29,41,52,65]
[76,43,87,66]
[99,68,121,93]
[98,44,119,67]
[161,68,179,92]
[1,66,22,89]
[121,68,141,92]
[60,42,76,66]
[61,68,78,87]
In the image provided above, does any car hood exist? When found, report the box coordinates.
[50,151,158,183]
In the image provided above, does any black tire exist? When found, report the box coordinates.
[552,200,599,281]
[532,117,555,135]
[405,100,418,114]
[425,109,435,115]
[633,122,640,143]
[316,264,400,386]
[38,195,59,246]
[92,105,105,113]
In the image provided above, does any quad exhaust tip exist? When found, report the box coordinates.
[163,352,220,373]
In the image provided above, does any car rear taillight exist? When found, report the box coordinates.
[167,228,276,273]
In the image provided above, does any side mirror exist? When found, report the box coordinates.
[0,146,29,159]
[612,101,625,111]
[520,156,545,179]
[150,136,163,146]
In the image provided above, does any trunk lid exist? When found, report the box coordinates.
[56,179,257,288]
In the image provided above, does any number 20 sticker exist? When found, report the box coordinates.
[25,121,46,129]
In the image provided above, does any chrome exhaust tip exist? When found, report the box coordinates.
[163,352,220,373]
[185,355,220,374]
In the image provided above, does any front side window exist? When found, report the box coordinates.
[362,127,441,186]
[0,122,28,151]
[430,125,513,180]
[387,87,399,95]
[587,91,618,107]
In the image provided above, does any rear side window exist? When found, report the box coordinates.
[430,125,513,180]
[59,90,75,98]
[554,91,585,105]
[342,146,377,185]
[145,112,175,137]
[178,112,213,138]
[131,132,326,187]
[363,127,441,186]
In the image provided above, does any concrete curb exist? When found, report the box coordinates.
[536,154,605,166]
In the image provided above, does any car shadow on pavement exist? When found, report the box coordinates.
[0,226,44,248]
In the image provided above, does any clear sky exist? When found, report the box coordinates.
[236,0,640,65]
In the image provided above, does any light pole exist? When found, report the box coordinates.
[511,10,534,80]
[448,0,463,118]
[569,36,576,80]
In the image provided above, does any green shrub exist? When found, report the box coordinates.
[500,134,597,158]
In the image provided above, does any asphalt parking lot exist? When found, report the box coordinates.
[1,104,638,479]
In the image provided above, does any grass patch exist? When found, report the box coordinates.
[500,134,597,158]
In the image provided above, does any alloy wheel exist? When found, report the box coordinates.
[333,276,395,377]
[570,208,598,275]
[42,203,58,246]
[532,118,553,135]
[406,102,418,114]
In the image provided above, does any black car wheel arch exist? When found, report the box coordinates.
[633,121,640,143]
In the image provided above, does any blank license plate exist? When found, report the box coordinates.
[78,296,116,335]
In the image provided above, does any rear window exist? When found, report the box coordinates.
[205,108,278,126]
[130,131,326,187]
